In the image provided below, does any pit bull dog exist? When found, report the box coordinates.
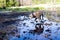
[29,11,42,20]
[29,11,44,34]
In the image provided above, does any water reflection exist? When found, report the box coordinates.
[9,16,60,40]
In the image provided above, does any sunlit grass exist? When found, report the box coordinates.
[56,0,60,4]
[0,7,45,12]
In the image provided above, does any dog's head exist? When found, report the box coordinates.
[29,11,42,19]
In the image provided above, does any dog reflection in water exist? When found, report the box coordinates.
[29,23,44,35]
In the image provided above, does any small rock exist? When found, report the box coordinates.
[57,27,60,30]
[45,29,51,33]
[0,38,3,40]
[23,31,26,33]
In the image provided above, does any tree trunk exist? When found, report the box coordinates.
[17,0,32,6]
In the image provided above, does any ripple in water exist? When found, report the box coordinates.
[8,16,60,40]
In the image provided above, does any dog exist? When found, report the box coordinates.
[29,11,42,20]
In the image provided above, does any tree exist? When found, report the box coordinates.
[6,0,19,7]
[0,0,6,8]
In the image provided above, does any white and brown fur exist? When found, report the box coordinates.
[29,11,42,19]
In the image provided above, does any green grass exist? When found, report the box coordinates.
[0,7,44,12]
[56,0,60,4]
[12,7,41,12]
[32,0,60,4]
